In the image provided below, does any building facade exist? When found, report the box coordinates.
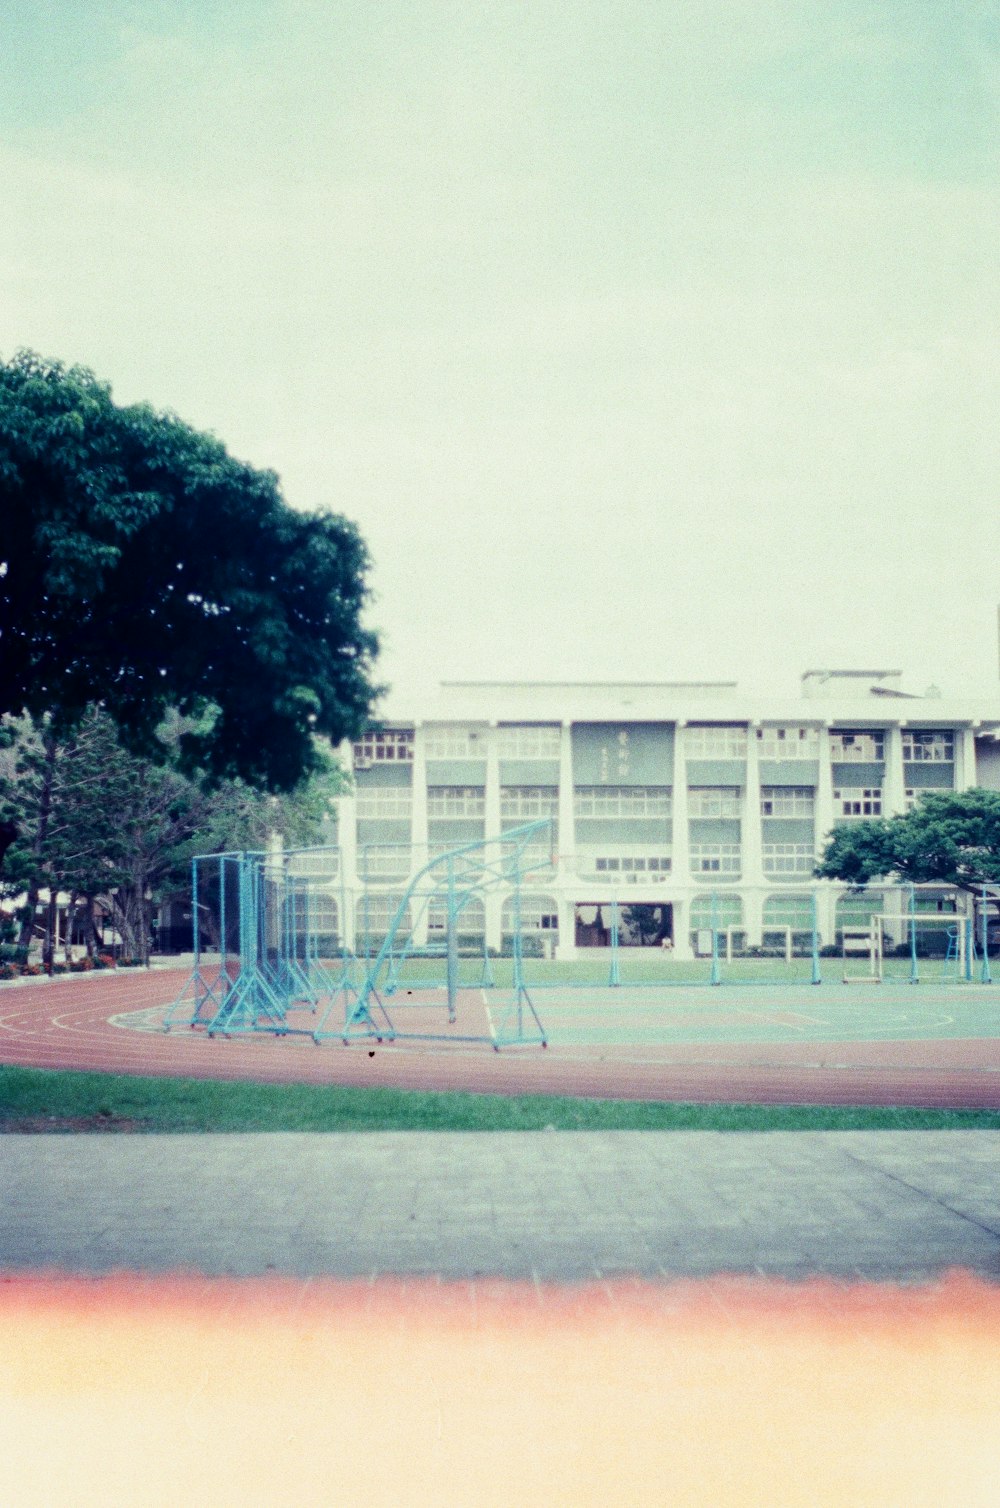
[333,671,1000,960]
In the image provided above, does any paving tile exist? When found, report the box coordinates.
[3,1130,1000,1280]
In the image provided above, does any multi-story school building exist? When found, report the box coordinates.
[334,670,1000,960]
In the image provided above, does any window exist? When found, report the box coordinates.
[689,844,741,876]
[357,894,412,939]
[496,724,562,759]
[902,731,954,762]
[352,729,414,766]
[688,787,741,818]
[763,894,815,930]
[502,895,559,931]
[834,787,882,818]
[427,786,485,819]
[689,894,742,929]
[427,897,485,935]
[762,843,815,875]
[356,846,412,881]
[756,727,820,759]
[760,787,814,818]
[830,730,885,762]
[594,856,672,873]
[288,850,340,879]
[574,786,672,818]
[423,725,486,759]
[355,790,413,820]
[500,787,559,820]
[685,725,747,758]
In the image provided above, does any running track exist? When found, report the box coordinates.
[2,967,1000,1107]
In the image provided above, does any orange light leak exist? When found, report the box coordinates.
[1,1273,999,1506]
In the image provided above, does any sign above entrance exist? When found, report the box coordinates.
[571,723,674,785]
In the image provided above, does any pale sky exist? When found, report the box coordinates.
[2,1,998,707]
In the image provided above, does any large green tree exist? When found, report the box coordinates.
[816,790,1000,895]
[0,351,380,815]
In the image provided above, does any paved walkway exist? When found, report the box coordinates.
[3,1131,999,1281]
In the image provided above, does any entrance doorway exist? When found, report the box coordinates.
[574,903,673,948]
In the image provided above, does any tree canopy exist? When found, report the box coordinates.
[0,350,380,791]
[816,789,1000,894]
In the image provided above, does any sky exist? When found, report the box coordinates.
[2,1,998,707]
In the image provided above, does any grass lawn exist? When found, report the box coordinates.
[1,1065,999,1132]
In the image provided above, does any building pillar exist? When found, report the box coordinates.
[483,725,504,954]
[557,721,575,868]
[957,725,978,791]
[742,888,764,950]
[484,721,501,843]
[742,721,764,895]
[485,891,503,956]
[817,883,838,951]
[402,730,428,947]
[671,723,693,960]
[815,723,835,854]
[410,726,429,867]
[671,895,690,959]
[554,722,577,959]
[883,724,906,816]
[337,741,359,953]
[555,894,577,961]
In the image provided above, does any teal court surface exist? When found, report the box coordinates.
[498,981,1000,1047]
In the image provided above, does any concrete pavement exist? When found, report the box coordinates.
[2,1131,999,1281]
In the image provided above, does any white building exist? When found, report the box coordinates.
[333,671,1000,960]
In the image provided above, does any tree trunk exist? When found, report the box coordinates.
[138,881,151,967]
[43,890,57,974]
[110,889,141,960]
[16,732,58,959]
[65,892,79,962]
[85,896,101,958]
[16,884,39,958]
[0,818,17,876]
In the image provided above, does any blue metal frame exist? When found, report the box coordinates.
[312,820,554,1049]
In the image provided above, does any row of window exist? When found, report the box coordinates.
[593,856,672,874]
[691,844,816,877]
[688,787,740,818]
[756,727,819,758]
[690,844,741,875]
[424,724,563,760]
[357,782,955,824]
[427,787,485,818]
[574,786,672,817]
[500,788,560,819]
[354,726,959,767]
[834,787,881,817]
[761,787,814,817]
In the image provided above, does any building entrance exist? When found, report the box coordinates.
[575,902,673,948]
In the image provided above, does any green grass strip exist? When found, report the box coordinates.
[1,1065,999,1132]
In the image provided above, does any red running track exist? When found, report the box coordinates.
[2,967,1000,1107]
